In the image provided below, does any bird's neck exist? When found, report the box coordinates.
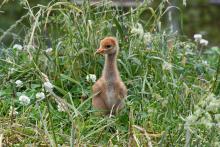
[102,52,119,82]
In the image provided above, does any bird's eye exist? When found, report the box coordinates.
[106,45,112,48]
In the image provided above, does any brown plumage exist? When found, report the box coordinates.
[92,37,127,114]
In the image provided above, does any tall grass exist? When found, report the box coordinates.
[0,0,220,146]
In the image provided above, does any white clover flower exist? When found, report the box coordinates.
[86,74,96,83]
[9,106,18,116]
[19,95,30,105]
[143,32,151,44]
[45,47,53,54]
[88,20,92,27]
[162,61,172,71]
[183,0,187,6]
[194,34,202,42]
[202,60,208,66]
[13,44,23,50]
[200,39,208,46]
[15,80,23,87]
[57,102,65,112]
[9,68,16,74]
[36,92,45,99]
[131,23,153,45]
[131,23,144,37]
[43,81,54,92]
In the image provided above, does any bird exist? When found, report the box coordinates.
[92,37,127,115]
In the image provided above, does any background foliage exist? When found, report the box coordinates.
[1,0,220,45]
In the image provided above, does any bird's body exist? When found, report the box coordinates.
[92,37,127,114]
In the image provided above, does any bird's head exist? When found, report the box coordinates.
[95,37,118,55]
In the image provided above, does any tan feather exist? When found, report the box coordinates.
[92,37,127,115]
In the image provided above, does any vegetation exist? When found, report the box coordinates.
[0,0,220,146]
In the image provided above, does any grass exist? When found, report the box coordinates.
[0,0,220,146]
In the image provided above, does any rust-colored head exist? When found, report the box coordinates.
[96,37,119,55]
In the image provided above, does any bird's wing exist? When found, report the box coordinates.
[92,79,104,96]
[118,81,127,99]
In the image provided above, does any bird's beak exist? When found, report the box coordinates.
[95,48,104,55]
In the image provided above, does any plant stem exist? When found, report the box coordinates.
[212,54,220,94]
